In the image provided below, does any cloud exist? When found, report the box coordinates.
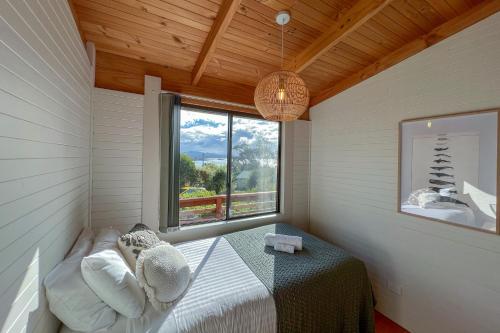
[180,109,227,155]
[179,108,280,158]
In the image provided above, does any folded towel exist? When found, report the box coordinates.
[274,242,294,254]
[264,233,302,251]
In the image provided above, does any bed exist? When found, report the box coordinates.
[61,223,374,333]
[401,203,476,227]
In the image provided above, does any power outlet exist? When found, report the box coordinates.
[387,281,402,296]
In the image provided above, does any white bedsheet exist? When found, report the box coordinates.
[61,237,276,333]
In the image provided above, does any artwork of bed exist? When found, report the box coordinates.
[399,110,499,234]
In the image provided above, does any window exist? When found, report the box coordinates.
[161,100,281,228]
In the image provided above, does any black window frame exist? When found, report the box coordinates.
[168,102,282,228]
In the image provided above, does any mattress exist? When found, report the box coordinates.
[61,237,276,333]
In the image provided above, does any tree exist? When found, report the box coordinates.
[180,154,198,187]
[207,167,226,194]
[199,163,226,194]
[232,136,277,175]
[232,136,278,192]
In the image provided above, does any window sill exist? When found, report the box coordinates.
[179,213,280,232]
[158,213,285,243]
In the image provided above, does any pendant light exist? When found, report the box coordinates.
[254,11,310,121]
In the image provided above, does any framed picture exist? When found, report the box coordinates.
[398,110,499,234]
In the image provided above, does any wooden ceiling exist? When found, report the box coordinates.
[70,0,500,115]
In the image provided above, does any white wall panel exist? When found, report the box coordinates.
[91,88,144,233]
[310,13,500,333]
[290,120,311,230]
[0,1,91,332]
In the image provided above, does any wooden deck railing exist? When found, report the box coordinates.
[179,191,276,224]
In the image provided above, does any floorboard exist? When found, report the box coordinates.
[375,311,410,333]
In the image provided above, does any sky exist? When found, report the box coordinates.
[180,107,279,159]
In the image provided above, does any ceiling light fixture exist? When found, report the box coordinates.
[254,11,310,121]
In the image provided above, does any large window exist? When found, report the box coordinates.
[169,104,281,227]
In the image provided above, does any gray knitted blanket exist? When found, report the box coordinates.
[223,223,374,333]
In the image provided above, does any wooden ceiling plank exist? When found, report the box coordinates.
[363,19,409,47]
[217,37,281,65]
[304,60,355,79]
[373,10,422,41]
[426,0,459,20]
[82,24,200,61]
[343,33,388,59]
[225,25,302,53]
[311,0,500,106]
[215,48,277,71]
[81,21,202,58]
[314,51,363,74]
[256,0,335,32]
[327,47,372,68]
[391,0,441,32]
[183,0,221,13]
[191,0,241,85]
[67,0,85,43]
[408,0,448,23]
[119,0,213,31]
[239,0,321,38]
[445,0,472,14]
[136,0,216,23]
[285,0,392,73]
[382,5,426,35]
[76,7,206,45]
[154,0,219,19]
[334,41,378,64]
[356,24,403,51]
[86,30,198,68]
[300,0,353,19]
[230,14,313,50]
[74,0,209,38]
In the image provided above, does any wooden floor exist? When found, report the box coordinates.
[375,311,410,333]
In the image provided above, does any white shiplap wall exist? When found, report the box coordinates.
[290,121,311,230]
[91,88,144,233]
[310,13,500,333]
[0,1,91,332]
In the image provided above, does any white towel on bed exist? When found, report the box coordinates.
[274,242,294,254]
[264,233,302,251]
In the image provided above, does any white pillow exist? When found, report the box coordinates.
[66,228,94,260]
[44,229,116,332]
[136,242,191,311]
[418,192,440,208]
[81,228,146,318]
[405,188,434,206]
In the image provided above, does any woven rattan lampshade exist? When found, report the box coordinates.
[254,11,309,121]
[254,70,310,121]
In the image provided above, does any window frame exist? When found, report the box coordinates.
[172,103,282,228]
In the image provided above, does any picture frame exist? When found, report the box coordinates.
[398,109,499,235]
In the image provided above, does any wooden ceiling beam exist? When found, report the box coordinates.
[285,0,392,73]
[191,0,242,85]
[310,0,500,106]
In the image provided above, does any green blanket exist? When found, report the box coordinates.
[223,223,374,333]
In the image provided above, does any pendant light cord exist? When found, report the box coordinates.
[280,22,284,69]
